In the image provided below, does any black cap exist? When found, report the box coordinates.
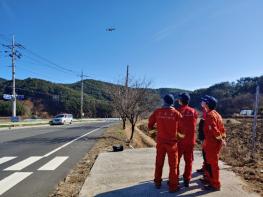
[178,93,190,104]
[201,95,210,102]
[163,94,174,106]
[201,95,217,109]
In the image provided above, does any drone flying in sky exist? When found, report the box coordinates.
[106,27,116,32]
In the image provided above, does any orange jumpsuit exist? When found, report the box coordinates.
[148,107,183,191]
[203,110,226,189]
[177,105,198,182]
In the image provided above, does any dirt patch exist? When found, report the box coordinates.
[125,121,156,148]
[49,124,130,197]
[221,119,263,196]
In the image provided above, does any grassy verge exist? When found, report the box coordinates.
[0,119,107,129]
[0,121,50,128]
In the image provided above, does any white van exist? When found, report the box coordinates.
[51,114,73,125]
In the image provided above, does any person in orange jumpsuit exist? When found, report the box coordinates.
[201,95,226,191]
[197,95,209,174]
[176,93,198,187]
[148,94,184,193]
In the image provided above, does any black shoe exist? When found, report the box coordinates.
[196,168,204,173]
[169,186,180,193]
[184,180,189,187]
[203,185,220,191]
[199,178,209,184]
[155,183,161,189]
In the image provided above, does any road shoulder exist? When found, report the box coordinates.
[48,123,129,197]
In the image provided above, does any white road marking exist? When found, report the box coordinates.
[0,172,32,195]
[0,157,17,165]
[4,156,43,171]
[0,124,112,195]
[43,127,103,157]
[38,156,68,171]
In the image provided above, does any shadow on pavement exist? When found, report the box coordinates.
[94,179,215,197]
[4,135,122,145]
[3,126,108,145]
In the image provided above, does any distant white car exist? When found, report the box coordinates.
[51,114,73,125]
[240,109,253,116]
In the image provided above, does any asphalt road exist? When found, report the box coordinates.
[0,120,116,197]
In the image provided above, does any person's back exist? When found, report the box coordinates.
[149,107,182,144]
[176,93,198,187]
[178,105,198,145]
[148,94,183,193]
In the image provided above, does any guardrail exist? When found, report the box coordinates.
[0,118,120,128]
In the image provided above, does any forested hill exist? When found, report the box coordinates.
[190,76,263,116]
[0,78,116,118]
[0,78,186,118]
[0,75,262,118]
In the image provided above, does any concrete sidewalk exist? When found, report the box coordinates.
[79,148,259,197]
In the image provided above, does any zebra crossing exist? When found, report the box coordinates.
[0,155,69,195]
[0,123,108,196]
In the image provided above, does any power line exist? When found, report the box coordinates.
[1,33,80,76]
[21,47,79,75]
[22,54,76,75]
[16,64,64,81]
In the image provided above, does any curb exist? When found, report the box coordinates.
[0,119,109,130]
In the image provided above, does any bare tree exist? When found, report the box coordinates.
[123,79,156,141]
[108,84,127,129]
[108,78,158,141]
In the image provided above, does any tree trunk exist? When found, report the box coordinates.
[122,118,126,130]
[130,124,135,141]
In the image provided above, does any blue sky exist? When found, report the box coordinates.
[0,0,263,90]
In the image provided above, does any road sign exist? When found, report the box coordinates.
[3,94,24,100]
[3,94,13,100]
[11,116,20,122]
[16,95,24,100]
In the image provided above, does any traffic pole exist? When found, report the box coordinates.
[11,35,16,118]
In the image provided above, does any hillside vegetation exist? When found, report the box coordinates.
[190,76,263,116]
[0,75,262,118]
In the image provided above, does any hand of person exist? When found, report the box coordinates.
[222,139,227,147]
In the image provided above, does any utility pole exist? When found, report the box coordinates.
[80,70,84,119]
[124,65,129,122]
[252,84,260,158]
[124,65,129,105]
[2,35,23,120]
[125,65,129,88]
[11,35,16,118]
[79,71,89,119]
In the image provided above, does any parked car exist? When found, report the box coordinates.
[51,114,73,125]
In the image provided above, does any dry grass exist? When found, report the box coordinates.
[221,119,263,196]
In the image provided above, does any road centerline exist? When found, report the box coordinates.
[43,126,105,157]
